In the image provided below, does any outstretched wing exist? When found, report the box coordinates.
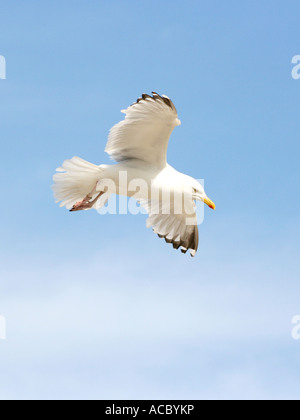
[105,92,181,168]
[140,200,199,257]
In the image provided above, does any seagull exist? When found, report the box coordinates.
[53,92,215,257]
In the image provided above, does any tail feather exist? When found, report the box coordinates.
[52,157,105,210]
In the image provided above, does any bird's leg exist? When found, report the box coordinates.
[70,185,104,212]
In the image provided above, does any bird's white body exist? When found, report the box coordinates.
[53,92,215,256]
[99,161,194,200]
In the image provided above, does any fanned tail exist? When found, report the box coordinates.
[52,157,105,210]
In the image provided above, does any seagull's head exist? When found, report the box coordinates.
[192,181,216,210]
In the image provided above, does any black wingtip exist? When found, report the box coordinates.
[132,92,177,112]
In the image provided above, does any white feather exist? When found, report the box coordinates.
[52,157,104,210]
[105,92,181,167]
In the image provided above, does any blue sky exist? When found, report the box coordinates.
[0,0,300,400]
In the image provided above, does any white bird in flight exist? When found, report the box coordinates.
[53,92,215,257]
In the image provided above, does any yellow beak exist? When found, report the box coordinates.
[204,197,216,210]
